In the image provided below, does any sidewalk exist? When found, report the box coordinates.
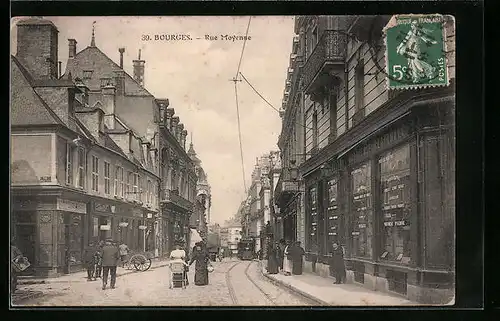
[259,262,416,306]
[18,258,171,285]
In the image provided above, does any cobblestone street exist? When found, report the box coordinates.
[14,259,315,306]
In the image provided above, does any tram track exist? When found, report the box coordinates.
[225,261,241,305]
[243,260,277,305]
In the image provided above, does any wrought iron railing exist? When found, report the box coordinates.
[162,188,193,210]
[303,30,347,91]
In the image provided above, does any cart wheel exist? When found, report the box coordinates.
[131,255,152,271]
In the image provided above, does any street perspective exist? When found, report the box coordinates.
[10,15,455,307]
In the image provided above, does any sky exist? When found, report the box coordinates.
[11,16,295,225]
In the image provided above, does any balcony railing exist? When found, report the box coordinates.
[303,30,347,93]
[161,188,193,211]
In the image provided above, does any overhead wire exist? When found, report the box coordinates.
[231,16,252,194]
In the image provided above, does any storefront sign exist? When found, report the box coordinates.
[133,209,143,218]
[94,202,122,214]
[57,199,87,214]
[100,225,111,231]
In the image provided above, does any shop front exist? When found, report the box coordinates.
[11,191,88,277]
[162,206,190,253]
[300,95,455,303]
[89,199,149,253]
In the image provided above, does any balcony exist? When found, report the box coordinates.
[161,188,193,211]
[273,168,299,210]
[303,30,347,96]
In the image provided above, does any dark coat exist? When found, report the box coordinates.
[101,244,120,267]
[329,246,346,276]
[83,246,95,264]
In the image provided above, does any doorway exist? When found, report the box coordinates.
[15,224,36,276]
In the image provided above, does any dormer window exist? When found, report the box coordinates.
[83,70,93,80]
[100,77,113,88]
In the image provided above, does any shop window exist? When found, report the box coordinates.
[77,148,85,188]
[91,156,99,192]
[104,161,111,195]
[92,217,99,238]
[307,186,318,251]
[379,144,411,263]
[327,178,341,250]
[66,143,74,185]
[350,162,372,258]
[68,214,83,264]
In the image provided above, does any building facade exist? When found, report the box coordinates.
[63,24,199,256]
[11,18,160,277]
[188,142,211,237]
[274,15,455,304]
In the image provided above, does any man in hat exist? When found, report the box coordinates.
[101,239,120,290]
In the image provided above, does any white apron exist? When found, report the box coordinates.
[283,245,292,274]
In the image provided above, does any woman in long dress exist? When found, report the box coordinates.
[329,242,346,284]
[189,243,210,286]
[282,241,292,276]
[266,242,279,274]
[170,243,189,286]
[291,241,305,275]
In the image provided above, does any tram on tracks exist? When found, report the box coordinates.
[237,237,256,260]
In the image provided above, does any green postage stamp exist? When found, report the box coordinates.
[384,14,450,90]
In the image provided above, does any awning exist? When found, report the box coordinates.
[189,228,203,251]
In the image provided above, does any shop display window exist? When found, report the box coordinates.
[350,162,372,258]
[69,214,83,264]
[379,144,411,263]
[327,178,340,250]
[307,186,318,250]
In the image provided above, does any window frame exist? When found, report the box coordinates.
[91,155,99,192]
[65,143,74,185]
[77,148,85,188]
[104,161,111,195]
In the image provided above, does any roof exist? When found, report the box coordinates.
[17,18,57,28]
[11,56,64,127]
[64,46,151,96]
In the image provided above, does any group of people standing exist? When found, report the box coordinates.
[265,239,347,284]
[266,239,305,276]
[83,239,130,290]
[169,241,213,287]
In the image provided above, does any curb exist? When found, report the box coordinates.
[18,262,171,285]
[257,261,329,306]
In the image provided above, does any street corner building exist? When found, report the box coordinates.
[271,15,455,304]
[10,17,211,278]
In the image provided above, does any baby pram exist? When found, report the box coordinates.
[169,261,188,289]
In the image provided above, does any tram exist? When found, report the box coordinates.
[237,237,255,260]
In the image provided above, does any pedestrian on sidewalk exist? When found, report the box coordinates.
[266,242,279,274]
[189,243,210,286]
[329,242,346,284]
[291,241,305,275]
[101,239,120,290]
[119,242,130,268]
[83,242,96,281]
[277,239,285,272]
[311,242,319,273]
[94,241,103,279]
[282,240,293,276]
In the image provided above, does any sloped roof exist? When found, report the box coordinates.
[64,46,151,96]
[11,56,64,127]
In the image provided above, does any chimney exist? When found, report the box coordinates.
[133,49,145,87]
[178,123,185,143]
[166,108,175,129]
[17,18,59,79]
[113,70,125,95]
[68,39,77,58]
[171,116,180,138]
[181,130,188,150]
[101,82,116,129]
[119,48,125,69]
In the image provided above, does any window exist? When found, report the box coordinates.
[379,144,411,263]
[327,178,341,248]
[350,162,372,258]
[91,156,99,192]
[354,61,365,115]
[133,173,139,199]
[77,148,85,188]
[66,143,74,185]
[138,174,142,202]
[104,161,111,195]
[114,166,120,196]
[93,217,99,237]
[83,70,93,80]
[126,171,132,198]
[147,180,152,204]
[307,186,318,251]
[312,111,318,149]
[120,168,125,197]
[308,25,318,57]
[329,91,338,140]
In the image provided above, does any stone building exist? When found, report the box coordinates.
[11,18,160,277]
[274,15,455,304]
[188,141,211,237]
[62,23,198,255]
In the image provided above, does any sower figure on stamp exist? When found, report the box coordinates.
[101,239,120,290]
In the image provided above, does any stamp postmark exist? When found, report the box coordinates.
[384,14,449,90]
